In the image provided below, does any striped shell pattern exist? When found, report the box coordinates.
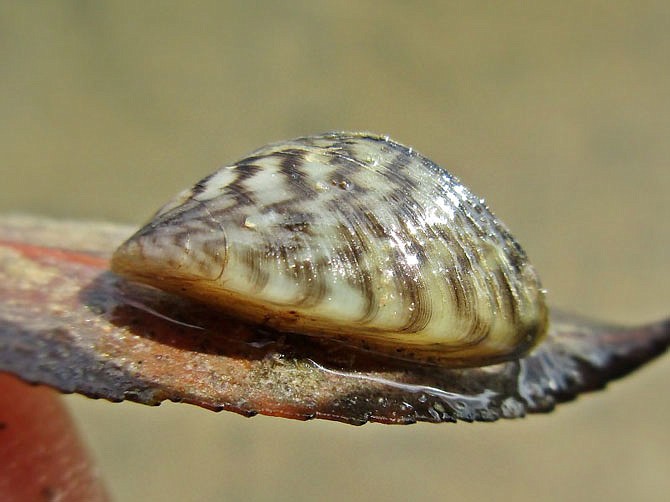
[112,132,548,367]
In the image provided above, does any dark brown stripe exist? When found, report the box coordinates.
[192,171,225,197]
[334,223,377,322]
[279,212,315,235]
[399,275,431,333]
[385,151,420,191]
[240,247,270,292]
[275,149,321,199]
[461,312,490,348]
[450,242,474,315]
[289,258,328,308]
[493,267,518,325]
[446,269,468,317]
[363,211,388,239]
[384,243,431,333]
[225,162,262,207]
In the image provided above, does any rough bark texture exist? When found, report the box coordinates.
[0,214,667,425]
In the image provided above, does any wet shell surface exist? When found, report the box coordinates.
[112,132,548,367]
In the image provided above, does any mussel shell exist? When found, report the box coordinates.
[112,132,548,367]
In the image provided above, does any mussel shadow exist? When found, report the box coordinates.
[78,271,436,372]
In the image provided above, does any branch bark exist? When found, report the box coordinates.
[0,214,667,425]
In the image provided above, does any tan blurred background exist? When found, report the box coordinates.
[1,1,668,501]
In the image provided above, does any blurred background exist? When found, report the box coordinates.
[1,1,668,500]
